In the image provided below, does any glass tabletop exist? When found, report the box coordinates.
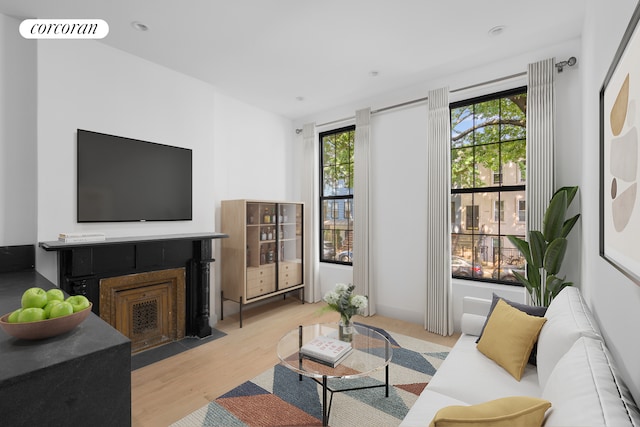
[277,323,392,379]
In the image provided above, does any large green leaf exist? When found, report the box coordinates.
[544,238,568,275]
[543,191,568,242]
[561,214,581,238]
[554,186,578,206]
[507,235,532,265]
[545,275,572,306]
[513,270,532,293]
[529,231,546,268]
[526,263,542,306]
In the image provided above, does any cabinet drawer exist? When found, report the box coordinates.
[246,276,276,298]
[247,264,275,280]
[278,262,302,288]
[246,264,275,298]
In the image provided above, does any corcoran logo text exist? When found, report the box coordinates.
[19,19,109,39]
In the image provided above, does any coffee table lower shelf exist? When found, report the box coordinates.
[301,365,390,426]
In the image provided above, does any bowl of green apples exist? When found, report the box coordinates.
[0,287,92,340]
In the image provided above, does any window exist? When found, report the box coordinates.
[517,199,526,222]
[450,87,527,282]
[465,205,479,230]
[494,200,505,222]
[320,126,354,264]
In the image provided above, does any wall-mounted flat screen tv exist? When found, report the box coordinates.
[77,129,193,222]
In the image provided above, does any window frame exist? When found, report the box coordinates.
[450,86,527,285]
[319,125,355,265]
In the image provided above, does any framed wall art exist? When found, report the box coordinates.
[600,1,640,286]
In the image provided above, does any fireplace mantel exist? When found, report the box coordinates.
[40,232,228,337]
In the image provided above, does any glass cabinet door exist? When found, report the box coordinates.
[277,203,303,289]
[245,202,277,267]
[245,202,277,298]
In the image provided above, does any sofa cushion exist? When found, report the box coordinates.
[476,293,547,341]
[476,293,547,365]
[476,299,547,380]
[541,337,640,427]
[426,335,540,405]
[428,396,551,427]
[536,286,602,390]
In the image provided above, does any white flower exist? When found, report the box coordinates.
[323,290,339,305]
[352,295,368,309]
[334,283,349,293]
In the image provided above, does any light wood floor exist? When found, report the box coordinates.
[131,296,460,426]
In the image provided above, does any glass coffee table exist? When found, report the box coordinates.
[277,323,392,426]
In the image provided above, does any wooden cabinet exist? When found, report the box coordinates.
[221,200,304,326]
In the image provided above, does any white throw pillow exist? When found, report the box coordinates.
[536,286,602,389]
[541,337,640,427]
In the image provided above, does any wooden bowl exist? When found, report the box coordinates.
[0,303,92,340]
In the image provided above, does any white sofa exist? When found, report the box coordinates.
[400,287,640,427]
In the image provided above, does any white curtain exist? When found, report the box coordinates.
[353,108,375,315]
[302,123,320,302]
[425,87,453,335]
[526,58,555,303]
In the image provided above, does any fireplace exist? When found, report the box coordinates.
[39,233,229,341]
[100,268,186,353]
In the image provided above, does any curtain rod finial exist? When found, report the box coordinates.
[555,56,577,73]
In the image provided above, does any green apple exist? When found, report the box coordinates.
[66,295,90,313]
[46,288,65,303]
[21,287,48,309]
[18,307,46,323]
[43,300,62,318]
[7,309,22,323]
[49,301,74,319]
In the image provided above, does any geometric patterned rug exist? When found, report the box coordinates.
[170,324,451,427]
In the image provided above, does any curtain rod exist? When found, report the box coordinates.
[308,71,527,133]
[297,70,528,133]
[298,55,576,133]
[372,70,526,115]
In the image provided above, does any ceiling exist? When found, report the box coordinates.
[0,0,586,120]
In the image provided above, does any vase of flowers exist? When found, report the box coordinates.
[322,283,368,342]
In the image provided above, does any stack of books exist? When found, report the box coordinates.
[300,335,353,367]
[58,232,106,243]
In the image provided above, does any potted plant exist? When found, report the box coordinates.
[507,186,580,307]
[321,283,368,342]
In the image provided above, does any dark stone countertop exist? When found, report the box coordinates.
[0,270,131,383]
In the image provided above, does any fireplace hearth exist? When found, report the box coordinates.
[100,268,186,353]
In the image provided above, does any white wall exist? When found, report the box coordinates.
[581,0,640,404]
[0,15,37,246]
[35,39,217,284]
[370,104,429,324]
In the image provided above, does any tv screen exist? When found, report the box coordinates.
[77,129,193,222]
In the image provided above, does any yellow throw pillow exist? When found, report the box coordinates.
[476,299,547,380]
[429,396,551,427]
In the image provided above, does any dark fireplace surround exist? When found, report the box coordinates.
[40,233,227,340]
